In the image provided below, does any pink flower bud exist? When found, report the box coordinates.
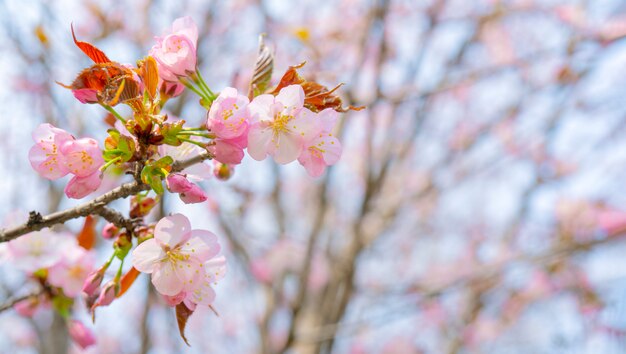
[166,173,192,193]
[82,267,106,296]
[102,223,119,240]
[68,320,96,349]
[14,297,40,317]
[93,280,118,308]
[166,174,207,204]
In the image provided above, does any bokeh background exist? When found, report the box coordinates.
[2,0,626,353]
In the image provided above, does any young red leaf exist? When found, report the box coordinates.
[71,24,111,64]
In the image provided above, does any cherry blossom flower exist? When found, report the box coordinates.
[248,85,320,164]
[207,87,251,140]
[68,320,96,349]
[131,214,221,296]
[5,230,76,273]
[28,123,73,179]
[47,247,95,297]
[297,108,342,177]
[150,16,198,79]
[29,123,104,198]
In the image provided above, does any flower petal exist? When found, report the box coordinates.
[154,214,192,248]
[132,239,165,273]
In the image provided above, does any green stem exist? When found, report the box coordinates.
[115,258,125,281]
[100,156,122,172]
[194,69,216,99]
[104,252,116,269]
[179,137,207,148]
[180,79,208,100]
[182,127,207,131]
[101,105,127,124]
[177,131,215,139]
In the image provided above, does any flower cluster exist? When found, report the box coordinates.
[29,124,104,198]
[16,14,361,347]
[2,228,97,348]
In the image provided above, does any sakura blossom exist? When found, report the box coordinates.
[297,108,342,177]
[47,247,95,297]
[29,124,104,198]
[150,16,198,79]
[247,85,320,164]
[131,214,221,296]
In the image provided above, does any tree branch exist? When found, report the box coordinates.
[0,150,213,243]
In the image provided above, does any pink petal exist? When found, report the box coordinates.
[151,262,185,296]
[60,138,104,177]
[132,239,165,273]
[179,230,220,262]
[154,214,192,248]
[247,124,273,161]
[248,94,275,122]
[276,85,305,112]
[273,132,303,164]
[64,171,102,199]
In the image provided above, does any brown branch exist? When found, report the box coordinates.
[0,150,213,243]
[0,290,42,313]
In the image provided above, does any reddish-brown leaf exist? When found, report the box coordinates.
[77,215,96,250]
[139,56,159,100]
[71,24,111,64]
[270,62,364,113]
[175,303,194,346]
[116,267,140,298]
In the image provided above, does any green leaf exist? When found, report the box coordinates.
[161,120,185,146]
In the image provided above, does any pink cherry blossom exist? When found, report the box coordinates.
[297,109,342,177]
[247,85,320,164]
[5,230,76,273]
[64,171,103,199]
[28,124,73,179]
[60,138,104,177]
[47,247,95,297]
[131,214,221,296]
[68,320,96,349]
[150,16,198,79]
[207,87,251,140]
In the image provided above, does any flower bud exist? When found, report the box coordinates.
[93,280,119,308]
[213,163,234,181]
[68,320,96,349]
[102,223,119,240]
[82,266,106,296]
